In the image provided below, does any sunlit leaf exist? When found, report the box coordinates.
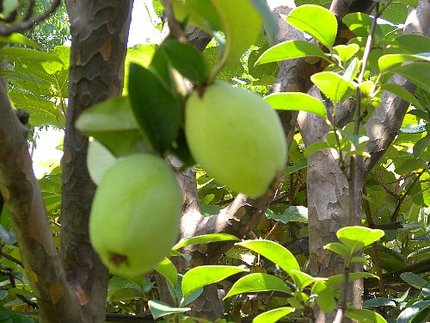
[182,265,247,299]
[256,40,326,65]
[224,273,292,299]
[173,233,240,250]
[237,240,300,276]
[265,92,327,119]
[253,307,294,323]
[154,258,178,288]
[337,226,384,254]
[287,5,337,49]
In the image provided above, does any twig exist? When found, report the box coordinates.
[0,266,38,308]
[162,0,188,43]
[0,0,60,35]
[0,247,24,267]
[390,169,425,223]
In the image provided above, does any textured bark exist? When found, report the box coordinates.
[365,0,430,172]
[0,83,83,322]
[61,1,133,321]
[299,1,430,321]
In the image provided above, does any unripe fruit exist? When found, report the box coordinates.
[89,154,182,277]
[185,81,287,197]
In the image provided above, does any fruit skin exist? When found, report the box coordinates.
[185,81,287,197]
[89,154,182,277]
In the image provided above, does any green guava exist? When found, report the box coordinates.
[89,154,182,277]
[185,81,287,197]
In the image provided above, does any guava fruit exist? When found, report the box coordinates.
[89,154,182,277]
[185,81,287,197]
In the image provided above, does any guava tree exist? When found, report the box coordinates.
[0,0,429,322]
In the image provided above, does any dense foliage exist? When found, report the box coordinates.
[0,0,429,322]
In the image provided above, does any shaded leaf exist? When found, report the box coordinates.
[391,62,430,92]
[400,272,429,289]
[148,300,191,320]
[161,38,208,84]
[75,96,150,156]
[380,83,423,110]
[265,206,308,224]
[128,63,180,152]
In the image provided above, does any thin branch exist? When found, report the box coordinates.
[0,0,60,35]
[162,0,188,43]
[0,81,83,321]
[0,266,38,308]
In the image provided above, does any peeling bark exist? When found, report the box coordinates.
[61,1,133,321]
[0,83,83,322]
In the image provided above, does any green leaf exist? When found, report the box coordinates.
[256,40,326,65]
[312,281,337,313]
[400,272,429,289]
[181,265,247,299]
[87,139,117,185]
[237,240,300,276]
[249,0,278,42]
[224,273,292,299]
[311,71,356,103]
[0,33,38,48]
[148,300,191,320]
[253,307,294,323]
[0,47,62,62]
[173,233,240,250]
[290,270,316,291]
[343,12,377,38]
[161,38,208,84]
[346,308,387,323]
[333,44,360,64]
[363,297,396,308]
[379,54,430,72]
[264,92,327,119]
[265,206,308,224]
[211,0,262,63]
[337,226,384,254]
[327,272,378,287]
[303,141,331,158]
[380,83,424,110]
[396,34,430,54]
[172,0,222,32]
[154,258,178,288]
[286,5,337,49]
[390,62,430,92]
[1,0,18,17]
[324,242,349,258]
[397,300,430,323]
[75,96,150,156]
[128,63,180,152]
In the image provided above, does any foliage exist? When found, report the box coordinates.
[0,0,429,322]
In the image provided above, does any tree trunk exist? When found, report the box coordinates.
[61,1,133,321]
